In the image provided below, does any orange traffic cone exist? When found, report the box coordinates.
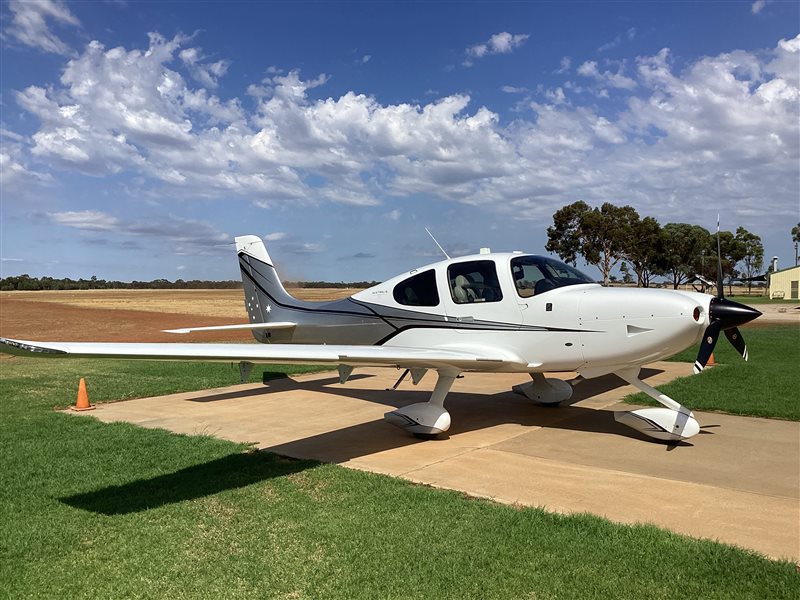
[71,377,95,411]
[707,353,716,367]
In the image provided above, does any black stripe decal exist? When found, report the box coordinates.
[240,253,598,339]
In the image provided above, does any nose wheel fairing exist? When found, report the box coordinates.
[512,372,573,405]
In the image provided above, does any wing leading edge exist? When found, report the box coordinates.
[0,337,528,371]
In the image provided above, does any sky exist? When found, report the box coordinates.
[1,0,798,283]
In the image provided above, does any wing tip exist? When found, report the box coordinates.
[0,338,67,356]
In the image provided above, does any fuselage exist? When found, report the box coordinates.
[239,249,711,376]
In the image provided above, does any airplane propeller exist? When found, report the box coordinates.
[693,221,761,374]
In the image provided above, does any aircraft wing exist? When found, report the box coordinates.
[0,337,528,371]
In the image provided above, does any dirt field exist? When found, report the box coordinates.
[0,288,795,344]
[0,288,359,343]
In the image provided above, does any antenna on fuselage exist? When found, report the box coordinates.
[425,227,451,260]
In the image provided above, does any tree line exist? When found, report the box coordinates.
[0,275,380,291]
[546,201,765,291]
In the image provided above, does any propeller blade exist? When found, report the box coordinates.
[715,215,724,299]
[694,320,721,374]
[724,327,748,361]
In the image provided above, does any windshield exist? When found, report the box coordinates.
[511,255,595,298]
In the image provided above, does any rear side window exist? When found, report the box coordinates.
[448,260,503,304]
[393,270,440,306]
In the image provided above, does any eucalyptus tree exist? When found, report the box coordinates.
[620,216,663,287]
[660,223,712,289]
[735,227,764,294]
[706,230,747,296]
[546,201,639,286]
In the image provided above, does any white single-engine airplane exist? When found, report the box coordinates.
[1,234,760,442]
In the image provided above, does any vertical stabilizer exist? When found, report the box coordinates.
[235,235,298,342]
[235,235,273,265]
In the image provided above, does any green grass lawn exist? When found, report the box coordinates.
[626,325,800,420]
[724,295,797,304]
[1,355,799,598]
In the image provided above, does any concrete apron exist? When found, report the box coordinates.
[70,362,800,563]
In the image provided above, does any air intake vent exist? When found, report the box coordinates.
[626,324,653,337]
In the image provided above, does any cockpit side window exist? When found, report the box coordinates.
[448,260,503,304]
[511,262,545,298]
[393,269,439,306]
[511,256,594,297]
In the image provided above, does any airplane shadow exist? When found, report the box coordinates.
[61,367,695,514]
[188,373,375,403]
[59,451,317,515]
[248,366,691,464]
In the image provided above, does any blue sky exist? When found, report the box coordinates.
[1,0,798,282]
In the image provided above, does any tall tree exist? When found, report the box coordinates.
[735,227,764,293]
[660,223,712,289]
[621,216,663,287]
[792,222,800,244]
[546,201,638,286]
[545,200,590,267]
[702,231,746,296]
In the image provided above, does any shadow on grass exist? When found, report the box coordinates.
[60,451,316,515]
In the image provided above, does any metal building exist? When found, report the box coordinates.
[767,265,800,299]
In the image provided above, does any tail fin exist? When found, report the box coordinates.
[235,236,298,336]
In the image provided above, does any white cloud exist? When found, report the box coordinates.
[179,46,230,88]
[598,27,637,53]
[555,56,571,74]
[464,32,529,66]
[0,142,52,190]
[13,33,800,239]
[577,60,637,90]
[48,210,121,231]
[47,210,230,252]
[544,87,566,104]
[385,209,401,220]
[1,128,25,142]
[264,232,287,241]
[4,0,79,56]
[361,54,371,64]
[751,1,768,14]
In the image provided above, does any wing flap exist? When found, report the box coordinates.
[0,337,522,370]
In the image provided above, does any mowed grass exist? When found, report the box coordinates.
[724,295,797,304]
[626,325,800,420]
[1,360,799,598]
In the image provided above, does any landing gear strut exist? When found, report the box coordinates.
[613,368,700,442]
[384,368,457,437]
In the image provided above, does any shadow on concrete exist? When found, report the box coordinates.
[178,367,685,466]
[252,371,686,463]
[60,451,317,515]
[188,373,378,403]
[563,367,664,406]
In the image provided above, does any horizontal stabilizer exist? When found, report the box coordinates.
[162,322,297,334]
